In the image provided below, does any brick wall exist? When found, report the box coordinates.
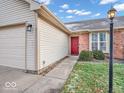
[71,30,124,60]
[79,33,89,53]
[114,30,124,59]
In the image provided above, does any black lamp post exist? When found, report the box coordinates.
[107,7,117,93]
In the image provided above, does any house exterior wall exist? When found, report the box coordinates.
[79,33,89,53]
[71,30,124,60]
[114,30,124,59]
[37,17,69,69]
[0,0,37,70]
[70,33,89,54]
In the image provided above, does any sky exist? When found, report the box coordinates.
[36,0,124,23]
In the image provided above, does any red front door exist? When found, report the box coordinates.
[71,37,79,55]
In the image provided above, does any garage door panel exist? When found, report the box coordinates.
[0,25,25,69]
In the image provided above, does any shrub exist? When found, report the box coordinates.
[78,51,93,61]
[92,50,105,60]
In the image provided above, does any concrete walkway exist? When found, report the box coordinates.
[0,56,77,93]
[24,56,77,93]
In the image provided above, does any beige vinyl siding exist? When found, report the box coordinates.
[0,25,25,69]
[37,17,69,69]
[0,0,36,70]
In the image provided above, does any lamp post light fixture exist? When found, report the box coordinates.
[107,7,117,93]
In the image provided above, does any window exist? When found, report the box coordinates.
[99,32,106,51]
[90,32,108,53]
[92,33,98,50]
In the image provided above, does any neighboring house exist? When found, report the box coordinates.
[0,0,71,74]
[65,16,124,60]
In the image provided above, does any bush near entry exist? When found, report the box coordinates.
[92,50,105,60]
[78,50,105,61]
[78,51,93,61]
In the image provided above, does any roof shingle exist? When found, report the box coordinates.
[65,16,124,32]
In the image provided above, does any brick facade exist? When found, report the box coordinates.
[79,33,89,53]
[71,29,124,60]
[113,30,124,59]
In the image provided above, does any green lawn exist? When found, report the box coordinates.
[61,62,124,93]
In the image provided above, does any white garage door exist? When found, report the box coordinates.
[0,25,25,69]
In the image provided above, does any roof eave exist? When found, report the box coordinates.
[71,27,124,33]
[23,0,71,34]
[38,5,71,34]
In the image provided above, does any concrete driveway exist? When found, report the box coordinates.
[0,56,77,93]
[0,66,42,93]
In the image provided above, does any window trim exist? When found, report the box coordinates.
[89,32,109,53]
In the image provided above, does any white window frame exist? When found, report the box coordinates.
[89,32,109,53]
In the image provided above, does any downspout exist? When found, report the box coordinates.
[25,22,28,73]
[25,22,33,73]
[34,11,40,74]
